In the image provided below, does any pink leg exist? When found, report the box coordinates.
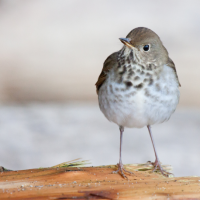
[147,125,173,177]
[112,126,133,179]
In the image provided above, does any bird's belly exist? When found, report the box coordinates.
[98,79,180,128]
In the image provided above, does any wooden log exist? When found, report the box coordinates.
[0,161,200,199]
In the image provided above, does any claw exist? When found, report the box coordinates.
[150,160,173,177]
[0,166,4,172]
[112,163,133,179]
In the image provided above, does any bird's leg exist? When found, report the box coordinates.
[0,166,12,172]
[147,125,173,177]
[112,126,133,179]
[0,166,4,172]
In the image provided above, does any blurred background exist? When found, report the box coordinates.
[0,0,200,177]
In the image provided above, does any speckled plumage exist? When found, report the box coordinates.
[97,47,180,128]
[95,27,180,178]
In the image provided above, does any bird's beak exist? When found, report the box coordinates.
[119,38,133,48]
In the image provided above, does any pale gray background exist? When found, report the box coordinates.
[0,0,200,177]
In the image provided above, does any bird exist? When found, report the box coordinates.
[95,27,180,179]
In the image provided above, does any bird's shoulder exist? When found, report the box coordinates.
[95,51,118,94]
[166,57,181,87]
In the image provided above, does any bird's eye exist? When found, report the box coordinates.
[143,45,150,51]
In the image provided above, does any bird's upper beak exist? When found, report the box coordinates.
[119,38,133,48]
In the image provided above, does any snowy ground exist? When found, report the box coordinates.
[0,102,199,177]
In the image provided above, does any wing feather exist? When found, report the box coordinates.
[95,52,118,94]
[167,58,181,87]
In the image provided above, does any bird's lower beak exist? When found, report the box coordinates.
[119,38,133,48]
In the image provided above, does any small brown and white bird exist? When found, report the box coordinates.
[95,27,180,178]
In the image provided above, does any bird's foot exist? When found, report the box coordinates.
[0,166,4,172]
[112,163,133,179]
[148,160,173,177]
[0,166,12,172]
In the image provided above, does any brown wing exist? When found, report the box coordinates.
[167,58,181,87]
[95,52,118,94]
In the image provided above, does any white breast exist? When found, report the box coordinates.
[98,65,180,128]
